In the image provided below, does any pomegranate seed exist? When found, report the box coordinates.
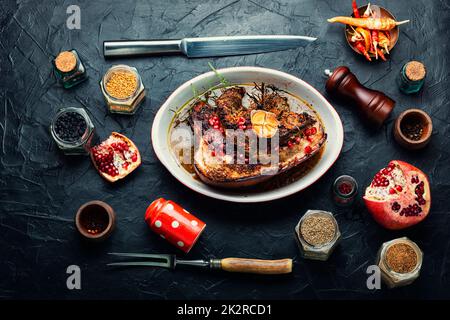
[241,125,246,130]
[304,127,317,136]
[287,141,294,149]
[392,202,401,212]
[382,168,388,175]
[396,185,403,192]
[213,125,219,129]
[338,182,353,195]
[304,146,312,154]
[211,151,216,157]
[131,153,138,162]
[295,137,301,143]
[389,188,396,194]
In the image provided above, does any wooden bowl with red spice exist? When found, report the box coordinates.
[75,201,116,241]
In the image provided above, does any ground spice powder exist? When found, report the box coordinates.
[386,243,418,273]
[300,214,336,247]
[106,71,138,99]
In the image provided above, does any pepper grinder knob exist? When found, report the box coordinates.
[325,66,395,127]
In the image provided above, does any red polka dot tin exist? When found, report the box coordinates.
[145,198,206,253]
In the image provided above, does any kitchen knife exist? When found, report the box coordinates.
[103,35,316,58]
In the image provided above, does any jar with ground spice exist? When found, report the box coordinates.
[50,107,96,155]
[100,65,145,114]
[294,210,341,261]
[53,50,88,88]
[398,61,426,94]
[376,237,423,288]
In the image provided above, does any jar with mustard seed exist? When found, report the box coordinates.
[376,237,423,288]
[53,50,88,88]
[294,210,341,261]
[100,65,145,114]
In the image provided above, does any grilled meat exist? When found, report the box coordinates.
[188,84,327,188]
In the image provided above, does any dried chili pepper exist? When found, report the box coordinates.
[354,41,372,61]
[377,48,387,61]
[371,30,379,59]
[356,27,371,51]
[328,17,410,30]
[378,31,390,53]
[352,0,360,18]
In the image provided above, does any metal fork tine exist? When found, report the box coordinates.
[107,261,171,268]
[108,252,172,260]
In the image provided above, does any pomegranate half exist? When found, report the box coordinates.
[363,160,431,230]
[91,132,141,182]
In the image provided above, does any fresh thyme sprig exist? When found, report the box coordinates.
[208,62,231,87]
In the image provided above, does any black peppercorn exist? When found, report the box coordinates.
[54,112,87,142]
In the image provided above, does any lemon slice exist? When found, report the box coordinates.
[251,110,279,138]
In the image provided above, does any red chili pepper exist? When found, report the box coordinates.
[371,30,379,59]
[352,0,360,18]
[377,48,387,61]
[354,41,372,61]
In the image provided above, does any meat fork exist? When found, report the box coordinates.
[107,253,292,275]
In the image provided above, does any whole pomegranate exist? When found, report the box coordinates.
[91,132,141,182]
[364,160,431,230]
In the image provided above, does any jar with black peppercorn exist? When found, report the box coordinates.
[53,50,88,89]
[50,107,95,155]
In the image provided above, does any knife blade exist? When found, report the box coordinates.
[103,35,316,58]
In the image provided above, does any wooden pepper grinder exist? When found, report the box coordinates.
[325,66,395,127]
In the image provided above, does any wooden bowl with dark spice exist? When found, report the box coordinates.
[75,200,115,241]
[393,109,432,150]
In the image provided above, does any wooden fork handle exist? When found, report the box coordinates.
[217,258,292,274]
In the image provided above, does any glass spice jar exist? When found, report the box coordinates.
[50,107,95,155]
[398,61,426,94]
[376,237,423,288]
[53,50,88,88]
[332,175,358,206]
[294,210,341,261]
[100,65,145,115]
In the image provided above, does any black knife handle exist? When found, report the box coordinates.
[103,40,182,58]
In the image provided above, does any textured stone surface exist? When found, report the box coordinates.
[0,0,449,299]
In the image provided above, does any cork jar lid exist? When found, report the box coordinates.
[405,61,426,81]
[55,51,77,73]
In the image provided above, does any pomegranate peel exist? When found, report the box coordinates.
[91,132,141,182]
[364,160,431,230]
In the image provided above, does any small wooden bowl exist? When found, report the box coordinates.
[345,5,399,59]
[75,200,115,241]
[393,109,432,150]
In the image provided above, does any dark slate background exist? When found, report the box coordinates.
[1,0,449,300]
